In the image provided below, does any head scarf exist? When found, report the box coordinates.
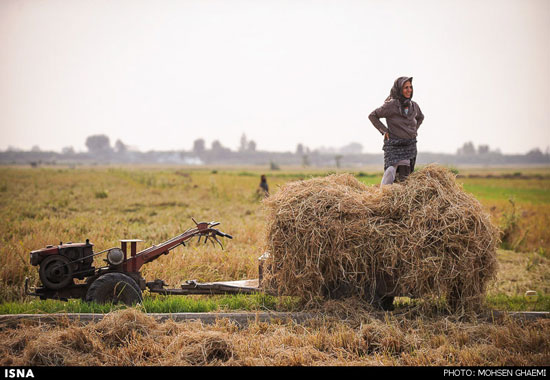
[386,76,413,113]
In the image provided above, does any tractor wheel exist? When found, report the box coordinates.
[377,295,395,311]
[85,273,143,305]
[367,272,396,311]
[39,255,74,290]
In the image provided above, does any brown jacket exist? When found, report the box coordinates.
[369,99,424,140]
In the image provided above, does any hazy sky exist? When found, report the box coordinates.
[1,0,549,154]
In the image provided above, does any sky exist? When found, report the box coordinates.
[1,0,549,155]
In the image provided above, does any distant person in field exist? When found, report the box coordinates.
[369,76,424,185]
[258,174,269,197]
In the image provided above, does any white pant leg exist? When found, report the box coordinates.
[381,166,396,185]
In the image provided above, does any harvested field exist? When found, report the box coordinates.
[0,165,549,367]
[262,165,499,312]
[1,308,549,366]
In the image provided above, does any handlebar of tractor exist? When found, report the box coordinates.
[123,219,232,273]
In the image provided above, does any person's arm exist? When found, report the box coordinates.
[368,102,392,137]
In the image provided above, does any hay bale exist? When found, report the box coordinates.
[261,165,499,312]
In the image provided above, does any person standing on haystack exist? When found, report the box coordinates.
[369,76,424,185]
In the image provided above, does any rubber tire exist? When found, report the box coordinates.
[39,255,74,290]
[86,272,143,305]
[379,296,395,311]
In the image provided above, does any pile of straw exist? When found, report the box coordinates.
[262,165,499,311]
[3,309,236,366]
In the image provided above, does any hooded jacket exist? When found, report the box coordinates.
[369,77,424,140]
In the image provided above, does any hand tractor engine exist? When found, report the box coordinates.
[30,240,95,290]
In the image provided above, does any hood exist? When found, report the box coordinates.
[387,76,413,104]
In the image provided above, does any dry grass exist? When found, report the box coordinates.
[0,308,548,366]
[0,165,549,366]
[0,167,278,301]
[488,249,550,296]
[262,165,499,312]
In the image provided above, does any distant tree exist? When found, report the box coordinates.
[478,144,490,155]
[209,140,231,160]
[526,148,544,161]
[114,139,127,153]
[247,140,257,152]
[193,138,206,154]
[302,154,310,167]
[239,134,248,152]
[296,144,304,156]
[85,134,112,153]
[211,140,231,153]
[31,145,41,152]
[457,141,476,155]
[61,146,75,155]
[212,140,223,152]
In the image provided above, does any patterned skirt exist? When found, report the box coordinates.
[382,138,417,170]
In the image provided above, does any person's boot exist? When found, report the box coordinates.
[396,165,411,182]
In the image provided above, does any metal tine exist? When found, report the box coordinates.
[213,235,224,250]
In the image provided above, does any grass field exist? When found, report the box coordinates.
[0,164,549,366]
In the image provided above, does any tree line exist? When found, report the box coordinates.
[2,134,549,167]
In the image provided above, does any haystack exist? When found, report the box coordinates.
[261,165,499,312]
